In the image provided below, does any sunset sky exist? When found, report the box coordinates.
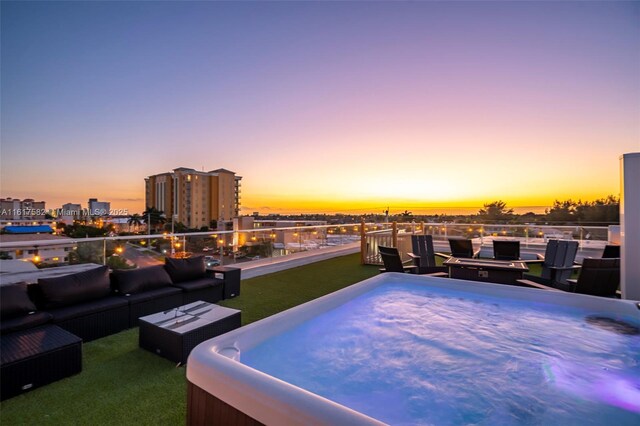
[1,2,638,215]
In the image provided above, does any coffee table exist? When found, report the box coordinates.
[443,257,529,285]
[139,301,241,365]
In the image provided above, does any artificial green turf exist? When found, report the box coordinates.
[218,254,379,325]
[0,253,378,425]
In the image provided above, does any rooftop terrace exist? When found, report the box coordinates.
[0,254,381,424]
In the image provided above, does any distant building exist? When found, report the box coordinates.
[0,231,73,266]
[254,220,327,229]
[105,216,135,234]
[59,203,84,224]
[145,167,242,229]
[0,197,46,220]
[0,218,57,231]
[88,198,111,217]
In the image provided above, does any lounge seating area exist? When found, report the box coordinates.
[378,237,622,299]
[0,256,237,401]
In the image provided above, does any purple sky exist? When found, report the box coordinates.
[1,1,638,214]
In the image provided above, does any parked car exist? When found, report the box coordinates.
[204,256,220,268]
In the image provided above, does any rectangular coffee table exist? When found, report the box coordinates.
[443,257,529,285]
[139,301,241,365]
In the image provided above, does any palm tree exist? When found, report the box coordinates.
[142,207,166,233]
[399,210,413,222]
[127,213,143,232]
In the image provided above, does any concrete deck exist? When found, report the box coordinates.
[228,243,360,279]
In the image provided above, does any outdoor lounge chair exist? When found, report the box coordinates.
[601,244,620,258]
[517,258,620,298]
[492,240,520,260]
[407,235,449,277]
[448,238,480,259]
[378,246,417,274]
[521,239,579,286]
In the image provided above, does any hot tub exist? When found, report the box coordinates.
[187,273,640,425]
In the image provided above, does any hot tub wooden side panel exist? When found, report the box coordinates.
[187,381,264,426]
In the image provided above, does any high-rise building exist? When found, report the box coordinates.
[145,168,242,229]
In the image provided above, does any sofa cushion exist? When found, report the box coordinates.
[0,282,38,320]
[38,265,111,309]
[122,286,182,304]
[0,312,53,335]
[48,296,128,322]
[111,265,173,295]
[164,256,206,283]
[171,277,224,292]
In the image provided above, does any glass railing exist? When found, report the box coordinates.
[0,223,365,271]
[0,222,616,271]
[363,223,615,265]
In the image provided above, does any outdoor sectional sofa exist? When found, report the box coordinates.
[4,257,227,341]
[0,256,232,400]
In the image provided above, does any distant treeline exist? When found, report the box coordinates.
[254,196,620,226]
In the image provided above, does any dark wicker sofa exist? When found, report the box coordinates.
[30,266,129,342]
[3,257,229,343]
[165,256,224,304]
[0,282,53,336]
[111,265,183,327]
[0,258,236,400]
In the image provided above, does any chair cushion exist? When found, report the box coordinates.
[164,256,206,283]
[0,311,53,335]
[0,282,37,320]
[38,265,111,309]
[111,265,173,295]
[171,277,223,292]
[122,286,182,304]
[48,296,128,322]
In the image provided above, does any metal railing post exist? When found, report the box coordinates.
[103,238,107,265]
[392,222,398,248]
[360,219,366,265]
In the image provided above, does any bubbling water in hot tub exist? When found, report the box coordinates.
[242,282,640,425]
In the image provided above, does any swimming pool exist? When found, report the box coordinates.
[187,274,640,425]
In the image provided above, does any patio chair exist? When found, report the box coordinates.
[518,258,620,298]
[407,235,449,277]
[448,238,480,259]
[521,240,579,286]
[378,246,417,274]
[601,244,620,258]
[493,240,520,260]
[575,243,620,265]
